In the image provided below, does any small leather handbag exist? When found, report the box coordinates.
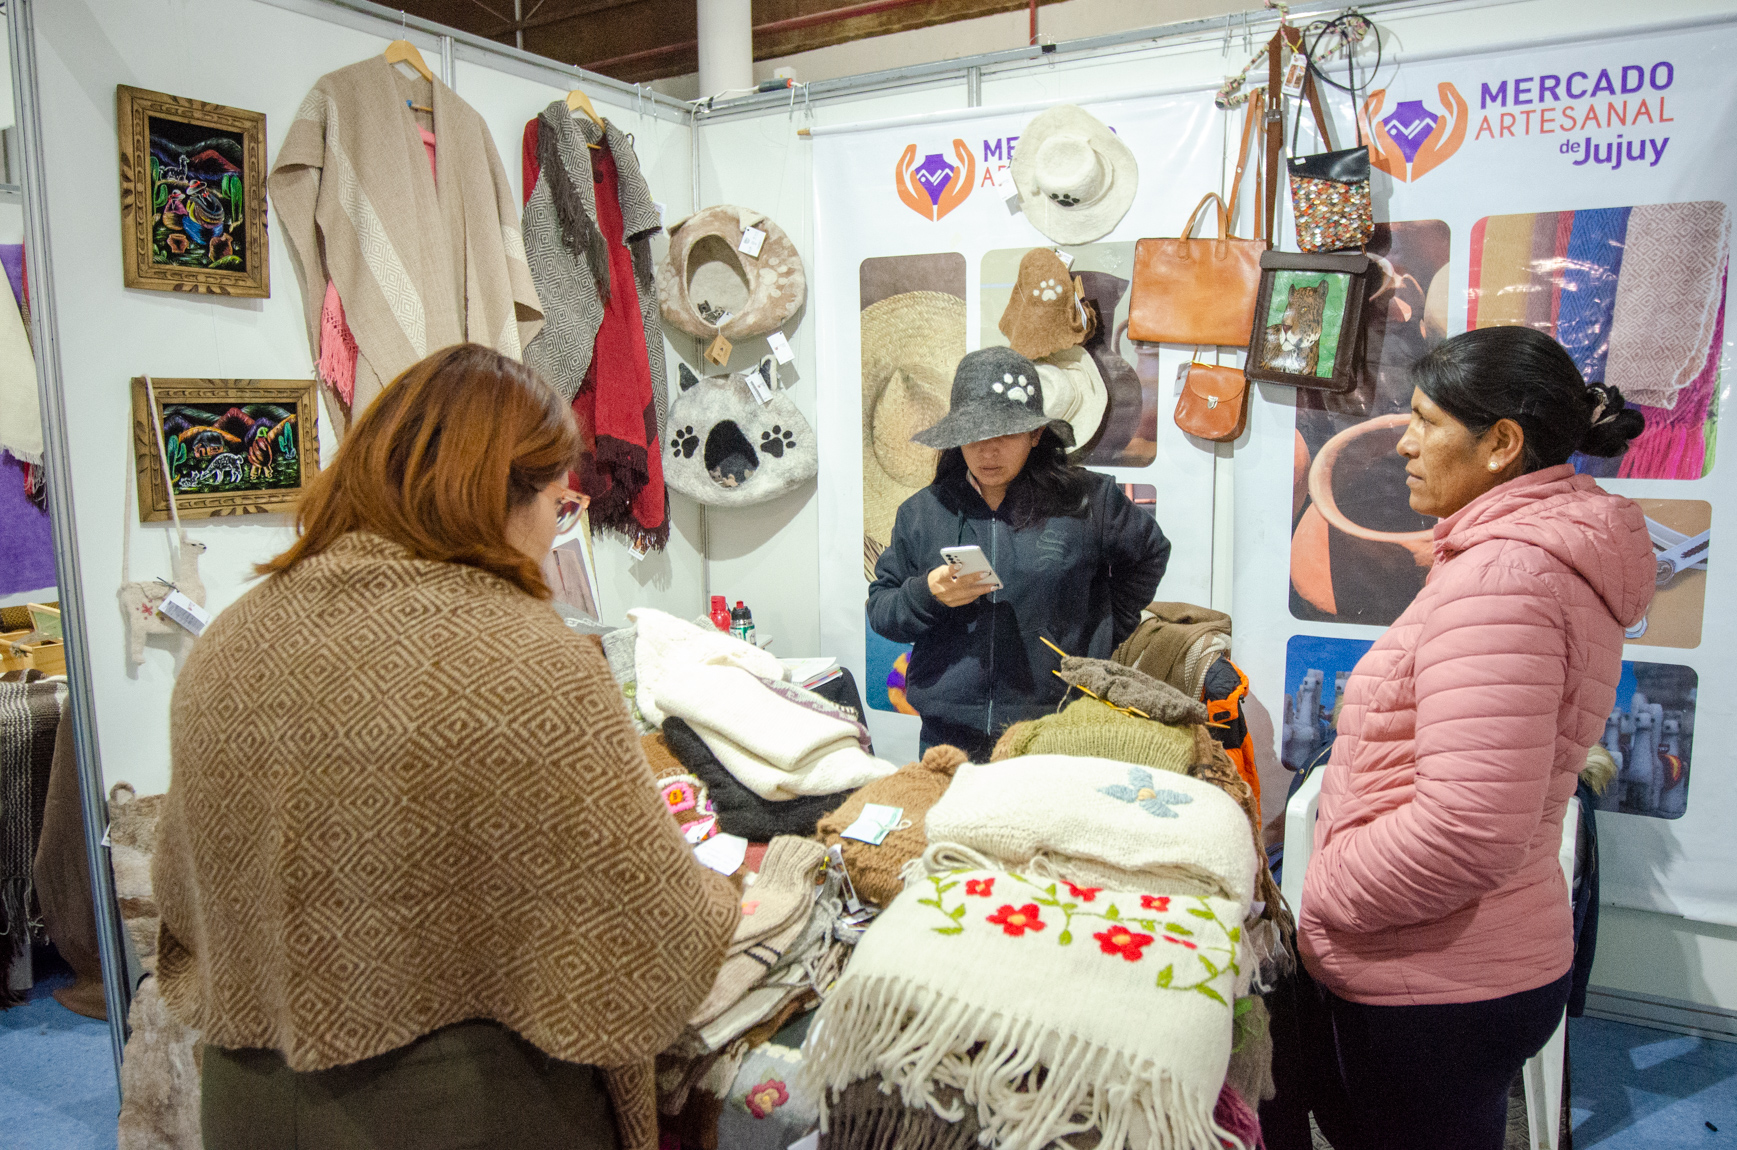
[1173,361,1249,442]
[1128,92,1269,347]
[1280,28,1374,253]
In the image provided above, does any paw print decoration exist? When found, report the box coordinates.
[1047,191,1081,207]
[760,426,797,458]
[990,371,1036,407]
[1032,277,1064,302]
[670,425,700,459]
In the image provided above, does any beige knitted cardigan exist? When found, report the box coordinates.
[270,57,543,429]
[152,533,737,1150]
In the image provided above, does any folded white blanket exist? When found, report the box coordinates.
[659,664,898,800]
[926,754,1256,913]
[628,607,785,726]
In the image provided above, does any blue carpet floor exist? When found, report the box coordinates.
[1570,1015,1737,1148]
[0,959,118,1150]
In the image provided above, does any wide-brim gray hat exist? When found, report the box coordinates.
[911,346,1077,450]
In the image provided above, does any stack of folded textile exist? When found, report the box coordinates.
[804,755,1258,1150]
[629,606,786,727]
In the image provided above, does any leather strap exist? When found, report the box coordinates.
[1225,88,1265,241]
[1263,25,1337,243]
[1179,192,1231,259]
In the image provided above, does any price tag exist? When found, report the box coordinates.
[158,590,210,636]
[628,535,651,561]
[1282,50,1308,98]
[826,844,863,913]
[652,200,667,225]
[744,362,775,405]
[704,331,732,365]
[1053,249,1075,268]
[789,1134,820,1150]
[683,815,718,844]
[1006,190,1024,215]
[1175,360,1193,396]
[840,803,905,845]
[694,832,749,875]
[766,329,795,365]
[738,225,767,258]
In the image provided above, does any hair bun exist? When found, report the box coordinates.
[1581,383,1646,458]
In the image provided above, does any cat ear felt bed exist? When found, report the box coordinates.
[665,356,819,507]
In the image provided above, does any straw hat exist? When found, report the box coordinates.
[862,291,965,576]
[999,248,1093,360]
[658,205,806,341]
[1011,105,1138,245]
[1034,345,1109,450]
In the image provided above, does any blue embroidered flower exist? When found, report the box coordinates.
[1098,768,1194,819]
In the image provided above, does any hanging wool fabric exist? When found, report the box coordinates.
[523,104,671,550]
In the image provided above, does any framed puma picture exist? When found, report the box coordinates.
[1245,250,1371,392]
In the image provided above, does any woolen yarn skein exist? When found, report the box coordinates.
[816,745,969,907]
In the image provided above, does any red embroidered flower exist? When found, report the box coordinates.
[1163,935,1199,950]
[987,903,1045,937]
[1140,895,1171,913]
[744,1078,789,1118]
[1093,926,1154,962]
[965,878,995,897]
[1065,882,1102,902]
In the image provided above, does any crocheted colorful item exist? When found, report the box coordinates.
[803,867,1244,1150]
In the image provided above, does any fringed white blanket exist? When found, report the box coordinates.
[925,756,1257,910]
[803,866,1247,1150]
[658,665,897,799]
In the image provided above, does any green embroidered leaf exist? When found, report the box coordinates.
[1195,984,1227,1006]
[1187,907,1214,919]
[1045,883,1058,897]
[1156,964,1174,988]
[1009,873,1025,883]
[1228,926,1241,943]
[937,882,958,894]
[1199,956,1219,977]
[1058,930,1073,945]
[949,905,966,920]
[1061,902,1077,912]
[1104,904,1121,921]
[932,926,963,935]
[1135,919,1156,930]
[1164,923,1193,936]
[918,898,941,909]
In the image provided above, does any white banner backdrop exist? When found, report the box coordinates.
[814,91,1226,766]
[814,19,1737,927]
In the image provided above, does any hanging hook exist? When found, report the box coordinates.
[400,8,407,32]
[1221,13,1232,58]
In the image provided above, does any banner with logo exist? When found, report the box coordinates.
[814,20,1737,924]
[813,92,1227,765]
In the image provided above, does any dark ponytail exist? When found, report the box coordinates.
[1411,326,1646,471]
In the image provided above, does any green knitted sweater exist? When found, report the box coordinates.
[993,697,1196,774]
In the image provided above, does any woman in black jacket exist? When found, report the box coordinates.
[868,346,1171,760]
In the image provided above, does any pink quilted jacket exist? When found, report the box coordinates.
[1299,465,1654,1005]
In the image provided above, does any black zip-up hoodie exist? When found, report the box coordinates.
[867,467,1170,739]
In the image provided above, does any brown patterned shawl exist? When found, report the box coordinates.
[152,532,737,1148]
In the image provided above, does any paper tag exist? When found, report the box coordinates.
[694,832,749,875]
[826,844,863,913]
[789,1133,820,1150]
[100,824,111,848]
[841,803,904,845]
[158,590,210,636]
[745,362,775,405]
[1282,50,1308,98]
[1053,249,1075,268]
[683,815,718,844]
[704,331,732,365]
[1174,360,1192,396]
[628,536,651,561]
[738,225,767,258]
[652,200,667,224]
[766,329,795,365]
[1006,190,1024,215]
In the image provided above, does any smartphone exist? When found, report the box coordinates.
[940,545,1003,591]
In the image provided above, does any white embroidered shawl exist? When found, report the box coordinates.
[804,865,1247,1150]
[270,57,543,429]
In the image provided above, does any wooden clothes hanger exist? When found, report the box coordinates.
[384,38,434,112]
[566,89,604,149]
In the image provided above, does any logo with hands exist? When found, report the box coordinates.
[1360,82,1468,182]
[895,139,976,222]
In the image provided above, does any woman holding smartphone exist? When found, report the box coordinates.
[868,346,1171,760]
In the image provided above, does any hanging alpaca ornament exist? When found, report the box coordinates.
[664,356,818,507]
[119,376,208,667]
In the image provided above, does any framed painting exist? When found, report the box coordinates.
[117,85,268,297]
[131,377,318,521]
[1245,251,1371,392]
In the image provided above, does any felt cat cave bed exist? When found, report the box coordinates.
[665,357,818,507]
[658,206,807,342]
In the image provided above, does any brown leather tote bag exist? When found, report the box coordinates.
[1129,93,1270,346]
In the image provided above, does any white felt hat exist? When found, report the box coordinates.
[1034,345,1109,450]
[1011,104,1138,245]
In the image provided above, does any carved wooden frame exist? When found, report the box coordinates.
[131,377,318,522]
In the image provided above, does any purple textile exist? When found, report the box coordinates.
[0,246,23,312]
[0,451,55,596]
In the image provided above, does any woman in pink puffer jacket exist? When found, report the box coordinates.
[1298,327,1655,1150]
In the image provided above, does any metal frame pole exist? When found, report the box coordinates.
[5,0,132,1099]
